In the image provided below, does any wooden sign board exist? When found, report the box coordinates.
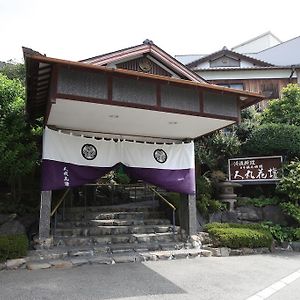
[228,156,282,184]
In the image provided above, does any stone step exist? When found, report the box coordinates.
[62,211,165,221]
[21,248,212,270]
[55,225,180,237]
[54,232,181,247]
[63,204,158,214]
[56,218,171,228]
[28,241,187,261]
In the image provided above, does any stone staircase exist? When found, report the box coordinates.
[23,198,212,270]
[53,200,182,249]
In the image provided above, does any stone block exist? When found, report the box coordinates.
[236,206,263,222]
[241,247,255,255]
[26,262,51,270]
[221,211,239,223]
[200,250,212,257]
[291,242,300,252]
[202,246,221,257]
[138,252,158,261]
[172,251,189,259]
[70,258,89,266]
[219,247,231,257]
[6,258,26,270]
[230,249,242,256]
[50,260,73,269]
[112,254,137,263]
[68,250,93,257]
[262,205,287,226]
[197,232,212,244]
[89,255,113,264]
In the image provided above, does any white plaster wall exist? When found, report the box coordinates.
[194,61,210,69]
[196,69,296,80]
[233,35,280,54]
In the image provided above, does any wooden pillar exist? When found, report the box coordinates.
[39,190,52,240]
[180,194,197,236]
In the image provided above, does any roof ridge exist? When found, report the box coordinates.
[257,34,300,54]
[231,31,282,50]
[186,48,274,69]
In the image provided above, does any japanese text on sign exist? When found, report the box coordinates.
[228,156,282,183]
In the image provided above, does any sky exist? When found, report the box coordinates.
[1,0,300,62]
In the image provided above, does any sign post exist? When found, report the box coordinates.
[228,156,282,184]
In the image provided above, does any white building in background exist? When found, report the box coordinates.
[176,32,300,109]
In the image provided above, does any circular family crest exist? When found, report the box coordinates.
[81,144,97,160]
[153,149,167,164]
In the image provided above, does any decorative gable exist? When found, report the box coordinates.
[81,40,205,82]
[116,56,174,77]
[210,55,240,68]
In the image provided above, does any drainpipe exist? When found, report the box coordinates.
[289,65,295,83]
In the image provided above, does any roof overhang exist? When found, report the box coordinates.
[23,47,265,140]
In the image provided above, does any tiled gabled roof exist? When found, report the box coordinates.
[186,48,274,69]
[80,40,207,83]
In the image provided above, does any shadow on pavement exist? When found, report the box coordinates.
[0,262,186,300]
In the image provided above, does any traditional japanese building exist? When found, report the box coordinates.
[23,40,264,247]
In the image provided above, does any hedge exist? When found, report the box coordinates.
[0,234,28,262]
[204,223,273,249]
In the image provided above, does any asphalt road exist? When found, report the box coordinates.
[0,251,299,300]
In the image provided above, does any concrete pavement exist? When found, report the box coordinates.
[0,251,299,300]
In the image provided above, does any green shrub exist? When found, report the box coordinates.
[280,202,300,225]
[0,234,28,262]
[278,161,300,205]
[196,197,225,218]
[294,228,300,241]
[114,172,131,184]
[242,123,300,159]
[204,222,273,249]
[261,222,295,243]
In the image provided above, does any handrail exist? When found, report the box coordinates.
[51,188,70,217]
[148,187,176,211]
[148,187,177,239]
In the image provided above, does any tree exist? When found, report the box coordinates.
[262,84,300,126]
[195,130,241,172]
[235,106,260,142]
[278,160,300,206]
[242,123,300,160]
[0,61,25,83]
[0,74,40,201]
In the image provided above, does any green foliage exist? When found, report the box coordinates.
[280,202,300,224]
[0,234,28,262]
[197,197,225,218]
[237,196,280,208]
[277,161,300,205]
[195,130,241,172]
[235,106,260,142]
[204,222,265,231]
[114,173,130,184]
[204,222,273,249]
[262,84,300,126]
[294,228,300,241]
[261,222,295,243]
[0,61,25,83]
[195,175,225,218]
[242,123,300,159]
[0,74,40,192]
[196,175,213,198]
